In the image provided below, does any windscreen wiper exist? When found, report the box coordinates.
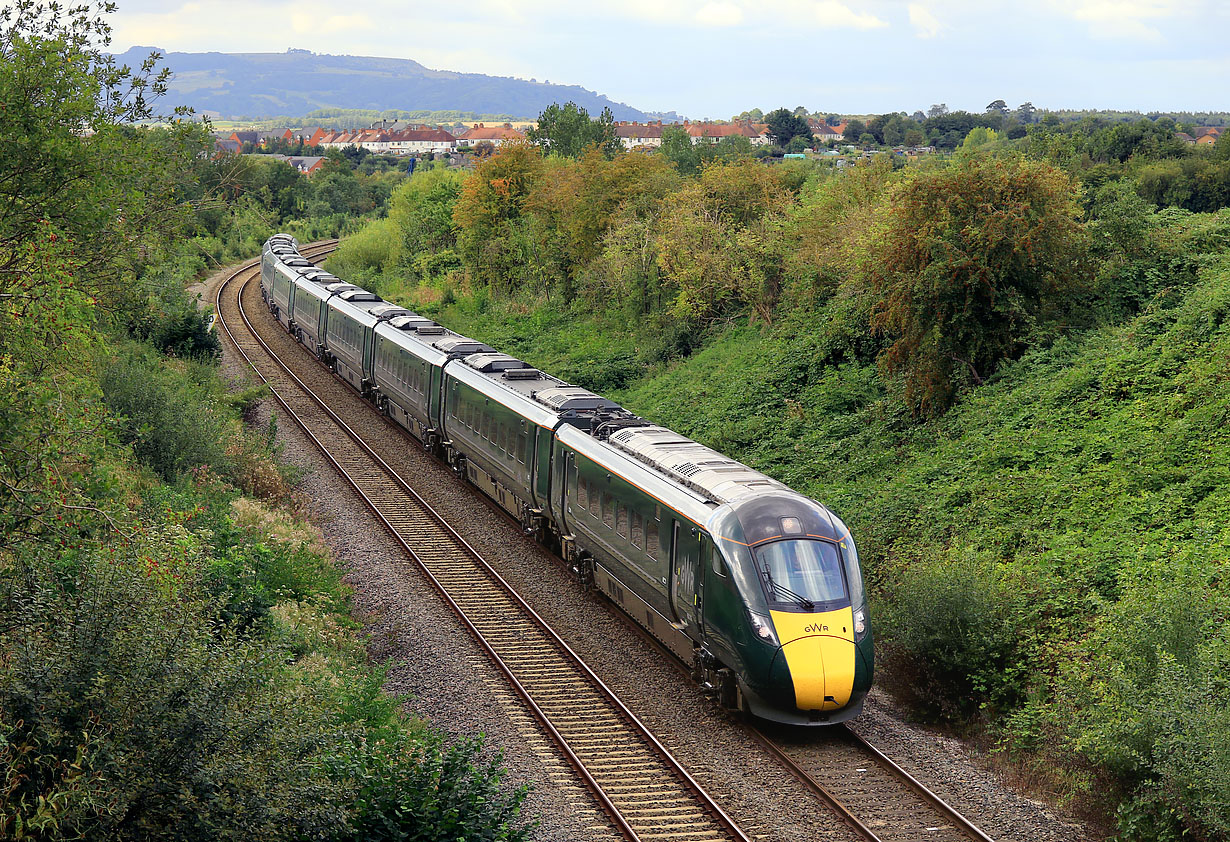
[760,569,814,610]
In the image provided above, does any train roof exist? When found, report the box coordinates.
[555,424,718,527]
[451,352,624,429]
[604,424,790,506]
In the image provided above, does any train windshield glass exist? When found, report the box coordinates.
[755,539,847,607]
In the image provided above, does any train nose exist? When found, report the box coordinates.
[769,608,858,712]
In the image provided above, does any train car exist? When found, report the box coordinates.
[557,423,873,724]
[441,354,618,524]
[266,257,313,330]
[322,288,383,393]
[371,319,491,449]
[288,275,352,357]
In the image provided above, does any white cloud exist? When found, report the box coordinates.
[1059,0,1182,39]
[907,3,944,38]
[694,2,745,26]
[812,1,888,30]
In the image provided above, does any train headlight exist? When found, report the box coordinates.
[748,611,779,647]
[854,608,867,640]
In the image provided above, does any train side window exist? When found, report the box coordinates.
[616,503,628,540]
[518,432,529,465]
[506,427,515,461]
[602,492,614,529]
[706,538,724,577]
[646,519,659,561]
[631,510,643,548]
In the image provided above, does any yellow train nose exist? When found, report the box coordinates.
[770,607,856,711]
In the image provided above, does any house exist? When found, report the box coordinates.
[214,138,241,154]
[228,130,260,146]
[1194,127,1222,146]
[290,127,328,145]
[285,155,325,175]
[458,123,526,148]
[614,121,666,149]
[1176,132,1196,144]
[383,127,458,155]
[684,121,760,145]
[247,153,326,176]
[812,122,846,142]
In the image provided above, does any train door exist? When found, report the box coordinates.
[669,521,700,631]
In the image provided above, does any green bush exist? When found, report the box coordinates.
[879,556,1027,722]
[101,346,231,481]
[0,547,344,841]
[332,730,532,842]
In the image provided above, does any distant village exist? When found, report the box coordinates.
[215,119,1224,177]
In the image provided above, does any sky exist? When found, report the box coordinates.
[108,0,1230,118]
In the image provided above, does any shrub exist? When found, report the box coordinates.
[879,555,1027,722]
[100,346,231,481]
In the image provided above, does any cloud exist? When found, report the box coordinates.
[1059,0,1182,39]
[907,3,944,38]
[812,1,888,30]
[694,2,744,26]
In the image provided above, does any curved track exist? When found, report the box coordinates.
[215,248,751,842]
[214,245,999,842]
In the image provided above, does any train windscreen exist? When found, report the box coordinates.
[755,539,848,607]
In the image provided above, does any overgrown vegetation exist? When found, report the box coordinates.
[0,4,529,839]
[330,98,1230,839]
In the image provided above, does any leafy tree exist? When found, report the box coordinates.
[452,142,544,291]
[842,119,867,142]
[859,156,1089,414]
[765,108,813,147]
[784,136,811,154]
[527,101,620,159]
[1016,101,1036,124]
[659,125,702,175]
[986,99,1009,115]
[656,160,790,322]
[928,103,949,118]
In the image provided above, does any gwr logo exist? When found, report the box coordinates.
[804,623,829,634]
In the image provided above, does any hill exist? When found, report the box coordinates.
[116,47,648,121]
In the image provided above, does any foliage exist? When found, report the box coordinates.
[764,108,812,147]
[655,160,790,322]
[858,155,1089,415]
[879,557,1028,722]
[527,101,620,159]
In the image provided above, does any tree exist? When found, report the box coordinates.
[660,125,702,175]
[765,108,813,147]
[858,156,1089,415]
[527,101,620,158]
[986,99,1009,116]
[1016,101,1036,124]
[928,103,949,118]
[842,119,867,142]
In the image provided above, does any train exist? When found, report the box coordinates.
[260,234,873,725]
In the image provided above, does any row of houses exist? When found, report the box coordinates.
[222,123,525,155]
[612,119,847,149]
[218,117,853,156]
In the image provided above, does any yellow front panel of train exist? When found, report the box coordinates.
[771,607,856,711]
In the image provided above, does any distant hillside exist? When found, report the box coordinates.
[117,47,648,121]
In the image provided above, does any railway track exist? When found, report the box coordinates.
[213,245,1000,842]
[214,247,751,842]
[749,724,996,842]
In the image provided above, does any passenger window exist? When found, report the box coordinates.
[519,433,529,465]
[647,519,659,561]
[616,503,628,539]
[578,475,588,509]
[602,492,614,529]
[631,511,643,548]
